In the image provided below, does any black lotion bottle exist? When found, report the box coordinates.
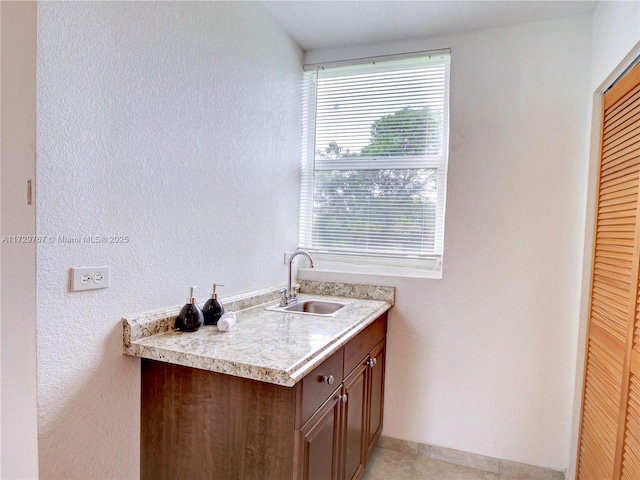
[175,286,204,332]
[203,283,225,326]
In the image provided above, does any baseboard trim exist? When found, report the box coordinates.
[377,435,565,480]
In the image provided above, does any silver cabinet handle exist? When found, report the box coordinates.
[323,375,334,385]
[340,394,348,404]
[367,358,377,368]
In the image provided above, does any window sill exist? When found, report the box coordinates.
[298,257,442,280]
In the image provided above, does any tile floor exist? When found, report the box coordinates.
[361,447,564,480]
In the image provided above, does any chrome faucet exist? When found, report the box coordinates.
[279,250,315,306]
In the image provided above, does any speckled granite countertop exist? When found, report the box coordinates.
[122,281,394,387]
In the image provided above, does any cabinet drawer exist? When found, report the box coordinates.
[344,313,387,377]
[301,347,344,426]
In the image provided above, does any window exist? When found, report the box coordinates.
[299,50,451,276]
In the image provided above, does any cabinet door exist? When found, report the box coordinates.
[367,339,386,457]
[342,360,368,480]
[299,388,342,480]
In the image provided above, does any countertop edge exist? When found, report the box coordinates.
[124,343,297,386]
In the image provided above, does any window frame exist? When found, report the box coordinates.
[298,50,451,278]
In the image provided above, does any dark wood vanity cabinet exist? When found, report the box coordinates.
[141,313,387,480]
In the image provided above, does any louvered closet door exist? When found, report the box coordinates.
[578,62,640,480]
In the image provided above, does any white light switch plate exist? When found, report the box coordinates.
[70,266,110,292]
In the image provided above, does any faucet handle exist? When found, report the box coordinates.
[278,288,288,307]
[292,284,301,299]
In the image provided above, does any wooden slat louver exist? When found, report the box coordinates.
[621,374,640,479]
[619,292,640,478]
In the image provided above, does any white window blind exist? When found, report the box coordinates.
[299,51,450,270]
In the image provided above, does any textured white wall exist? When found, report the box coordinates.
[36,2,301,478]
[302,14,592,471]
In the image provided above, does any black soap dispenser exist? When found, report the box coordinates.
[175,286,204,332]
[203,283,225,326]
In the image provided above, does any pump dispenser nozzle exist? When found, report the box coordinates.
[189,286,198,303]
[212,284,224,299]
[204,283,225,326]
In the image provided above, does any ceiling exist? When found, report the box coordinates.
[262,1,598,51]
